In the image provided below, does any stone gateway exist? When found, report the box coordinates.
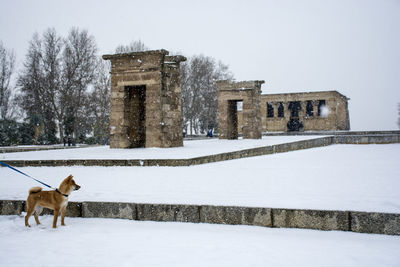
[103,50,186,148]
[217,80,264,139]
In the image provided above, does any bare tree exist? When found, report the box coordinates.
[62,27,98,141]
[17,30,61,143]
[17,27,98,144]
[181,55,233,135]
[0,41,16,119]
[115,39,149,53]
[85,59,111,144]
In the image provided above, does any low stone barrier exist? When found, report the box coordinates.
[263,130,400,136]
[0,145,94,154]
[334,134,399,144]
[1,199,399,235]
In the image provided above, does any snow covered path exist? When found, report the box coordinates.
[0,136,320,160]
[0,215,399,267]
[1,144,399,213]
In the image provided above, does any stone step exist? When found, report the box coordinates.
[1,199,399,236]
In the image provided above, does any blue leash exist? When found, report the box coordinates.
[0,161,55,189]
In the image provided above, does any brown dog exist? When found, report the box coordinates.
[25,175,80,228]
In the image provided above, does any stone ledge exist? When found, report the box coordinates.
[200,205,271,227]
[136,203,199,223]
[1,200,399,235]
[82,202,135,220]
[272,208,349,231]
[0,200,24,215]
[351,211,400,235]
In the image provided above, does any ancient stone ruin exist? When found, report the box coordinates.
[103,48,350,146]
[217,80,264,139]
[237,90,350,133]
[261,91,350,132]
[103,50,186,148]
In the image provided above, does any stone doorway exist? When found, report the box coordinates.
[226,100,242,139]
[125,85,146,148]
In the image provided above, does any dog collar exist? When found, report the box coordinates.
[55,189,69,197]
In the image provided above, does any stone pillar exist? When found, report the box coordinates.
[273,102,279,117]
[313,100,319,117]
[298,101,304,118]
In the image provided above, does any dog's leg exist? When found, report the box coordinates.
[25,202,36,227]
[33,206,43,225]
[52,209,59,228]
[61,206,67,226]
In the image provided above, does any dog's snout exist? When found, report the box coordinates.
[75,185,81,190]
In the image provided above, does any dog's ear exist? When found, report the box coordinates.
[66,174,73,180]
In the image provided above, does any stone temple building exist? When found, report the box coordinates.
[260,91,350,132]
[103,50,186,148]
[237,90,350,134]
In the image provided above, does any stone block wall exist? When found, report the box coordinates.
[103,50,186,148]
[2,200,399,235]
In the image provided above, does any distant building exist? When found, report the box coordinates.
[237,90,350,133]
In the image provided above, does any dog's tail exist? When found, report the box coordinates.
[29,187,42,194]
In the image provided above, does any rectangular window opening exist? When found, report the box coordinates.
[318,100,326,116]
[267,102,274,118]
[288,101,301,117]
[306,100,314,116]
[278,102,284,117]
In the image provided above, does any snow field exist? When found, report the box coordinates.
[0,144,399,213]
[0,215,399,267]
[0,136,321,160]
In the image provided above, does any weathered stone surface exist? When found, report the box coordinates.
[0,200,24,215]
[136,203,200,223]
[82,202,135,220]
[335,135,400,145]
[351,212,400,235]
[67,201,83,217]
[272,209,349,231]
[200,205,272,227]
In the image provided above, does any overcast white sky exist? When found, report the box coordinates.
[1,0,399,130]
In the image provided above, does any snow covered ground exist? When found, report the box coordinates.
[1,140,399,266]
[0,215,399,267]
[0,136,321,160]
[0,144,399,213]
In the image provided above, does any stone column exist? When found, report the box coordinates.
[313,100,319,117]
[273,102,279,118]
